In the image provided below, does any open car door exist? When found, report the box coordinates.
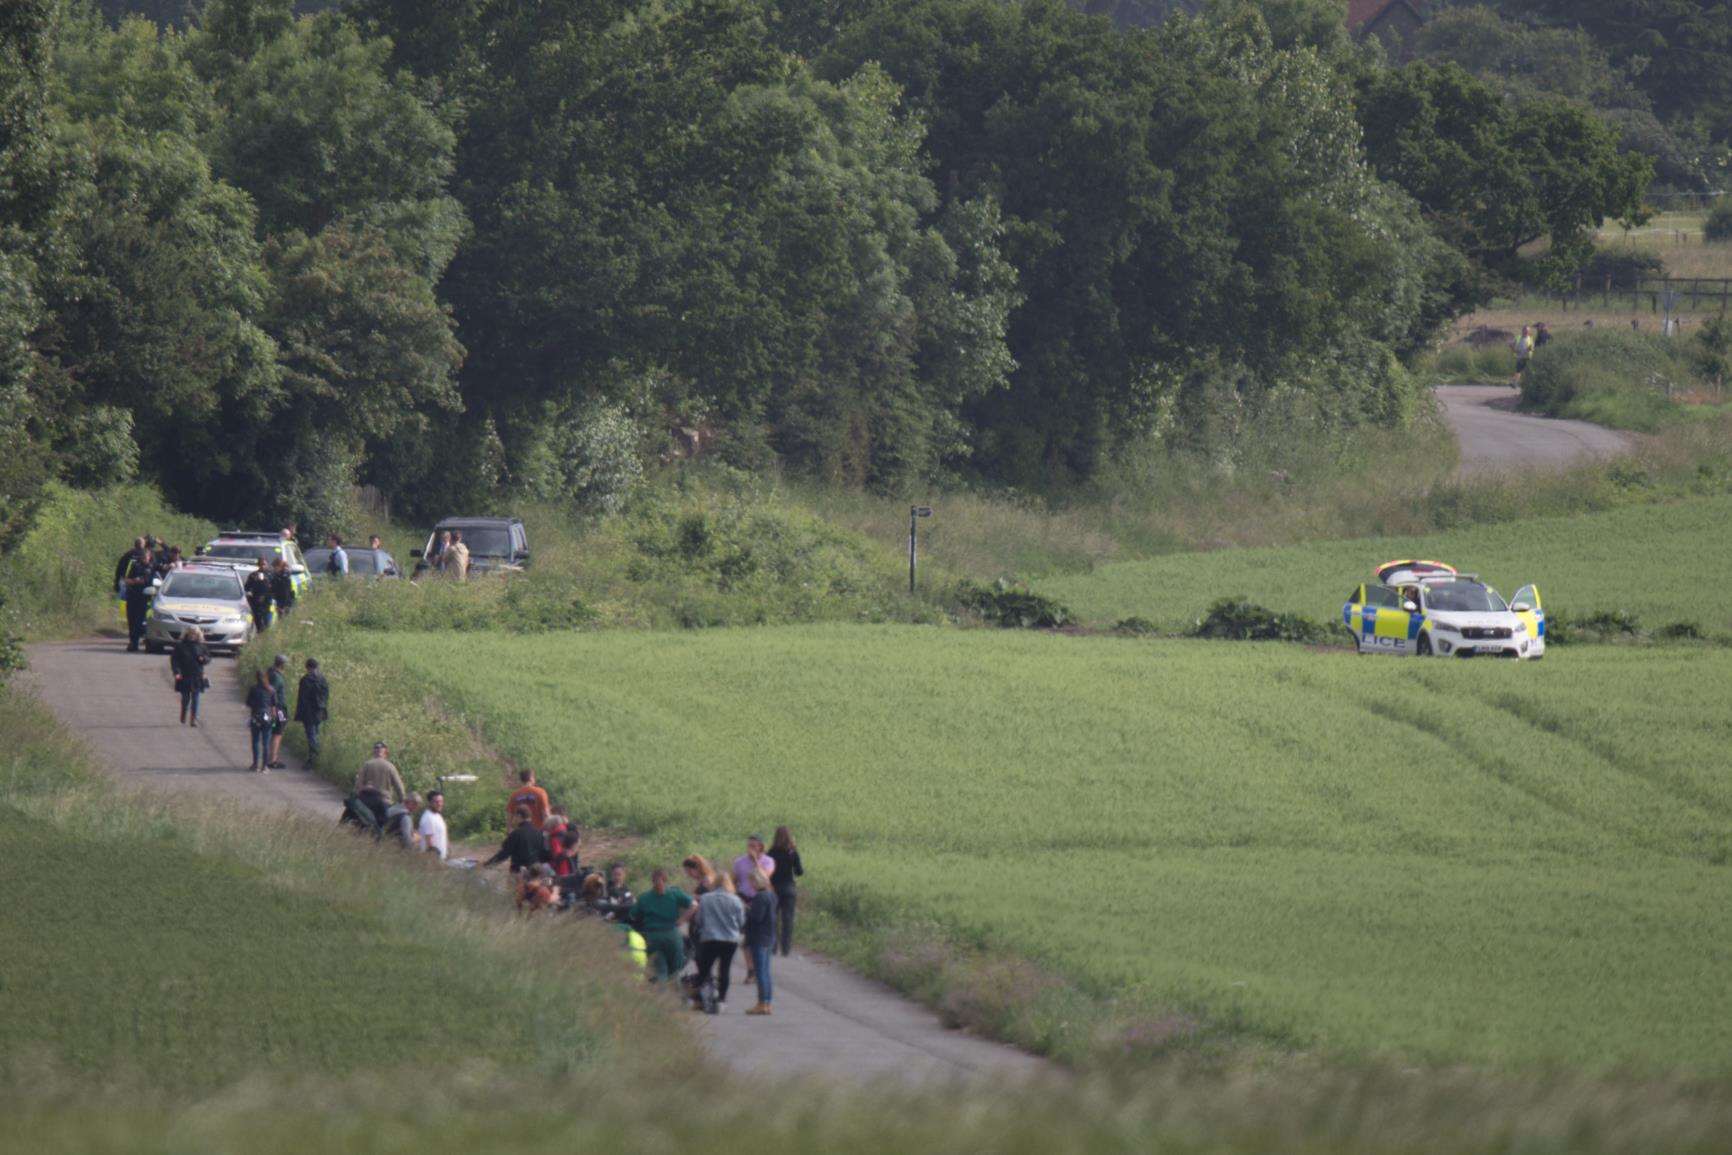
[1512,584,1545,653]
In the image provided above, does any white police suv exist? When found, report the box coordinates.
[1343,560,1546,659]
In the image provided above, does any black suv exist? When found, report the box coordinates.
[411,517,530,577]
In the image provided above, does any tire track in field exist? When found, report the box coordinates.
[1357,698,1611,837]
[1479,693,1732,824]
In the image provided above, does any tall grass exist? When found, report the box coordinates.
[1520,328,1718,431]
[0,483,215,639]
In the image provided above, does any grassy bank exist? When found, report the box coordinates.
[0,483,215,640]
[340,627,1732,1074]
[0,686,691,1094]
[1519,328,1729,432]
[1040,493,1732,632]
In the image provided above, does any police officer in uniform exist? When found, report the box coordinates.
[122,545,156,651]
[244,557,274,634]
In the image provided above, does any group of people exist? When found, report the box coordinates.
[240,654,330,773]
[114,535,188,651]
[351,760,803,1017]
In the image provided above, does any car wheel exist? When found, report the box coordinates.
[1416,633,1433,657]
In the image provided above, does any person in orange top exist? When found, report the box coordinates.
[507,768,550,828]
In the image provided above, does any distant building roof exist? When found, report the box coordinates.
[1347,0,1420,33]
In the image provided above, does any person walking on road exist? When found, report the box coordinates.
[744,868,778,1015]
[484,806,549,875]
[245,557,273,634]
[266,654,291,769]
[270,557,297,621]
[631,868,694,983]
[295,658,329,763]
[122,545,156,652]
[767,825,803,957]
[170,627,210,726]
[245,669,277,773]
[355,741,405,825]
[692,873,745,1013]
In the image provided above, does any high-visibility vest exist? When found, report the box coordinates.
[625,929,648,971]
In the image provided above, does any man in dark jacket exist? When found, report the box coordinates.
[122,547,156,651]
[270,558,296,620]
[483,807,549,875]
[295,657,329,763]
[114,537,144,593]
[244,558,274,634]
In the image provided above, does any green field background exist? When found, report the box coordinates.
[368,627,1732,1072]
[1038,495,1732,629]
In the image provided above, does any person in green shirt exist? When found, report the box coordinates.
[630,868,694,981]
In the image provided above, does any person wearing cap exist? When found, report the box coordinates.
[266,654,291,769]
[294,657,329,763]
[354,742,405,826]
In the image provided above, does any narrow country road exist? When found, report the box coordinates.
[20,640,1047,1086]
[1436,385,1633,476]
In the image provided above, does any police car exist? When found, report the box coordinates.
[194,531,312,595]
[1342,560,1546,659]
[143,564,256,654]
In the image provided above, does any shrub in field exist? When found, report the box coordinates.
[1113,616,1159,636]
[953,579,1071,628]
[1547,608,1645,644]
[1706,200,1732,243]
[1193,598,1327,643]
[1656,620,1704,641]
[1520,329,1702,431]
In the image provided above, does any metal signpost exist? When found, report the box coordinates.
[909,506,932,593]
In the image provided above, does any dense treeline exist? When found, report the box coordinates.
[0,0,1658,538]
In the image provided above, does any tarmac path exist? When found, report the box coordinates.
[1436,384,1633,476]
[21,639,1048,1086]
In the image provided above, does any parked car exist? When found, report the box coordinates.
[304,546,401,579]
[143,565,255,654]
[195,531,311,595]
[410,517,530,577]
[1342,560,1546,659]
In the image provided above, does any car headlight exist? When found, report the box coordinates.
[1432,622,1459,634]
[153,610,179,624]
[1513,621,1528,634]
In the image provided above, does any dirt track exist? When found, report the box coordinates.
[1436,385,1633,475]
[21,639,1048,1086]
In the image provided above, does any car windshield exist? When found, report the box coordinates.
[204,544,277,563]
[430,527,513,556]
[1425,582,1507,613]
[308,549,383,574]
[161,572,242,600]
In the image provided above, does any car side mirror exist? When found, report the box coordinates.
[1402,600,1418,613]
[1511,601,1532,613]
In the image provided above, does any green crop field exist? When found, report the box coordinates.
[363,627,1732,1074]
[1038,495,1732,631]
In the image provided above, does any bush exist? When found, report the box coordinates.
[1546,609,1644,645]
[1113,616,1159,636]
[953,579,1071,629]
[1705,200,1732,243]
[1193,598,1327,643]
[1581,248,1665,287]
[1656,620,1704,641]
[1520,329,1701,431]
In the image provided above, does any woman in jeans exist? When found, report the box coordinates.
[244,669,276,773]
[744,868,778,1016]
[767,825,803,956]
[170,627,209,726]
[691,873,744,1013]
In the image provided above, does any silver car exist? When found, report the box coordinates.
[144,565,256,655]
